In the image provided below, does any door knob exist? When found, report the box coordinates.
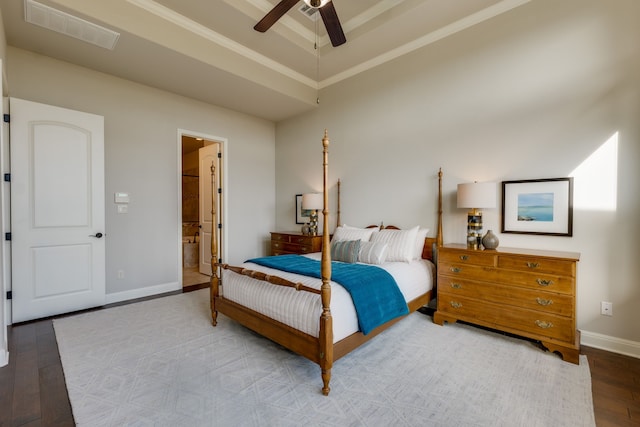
[89,232,104,238]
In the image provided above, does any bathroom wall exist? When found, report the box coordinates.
[181,141,201,241]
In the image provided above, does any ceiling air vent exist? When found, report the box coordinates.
[24,0,120,50]
[298,3,320,21]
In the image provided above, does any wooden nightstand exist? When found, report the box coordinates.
[270,231,324,256]
[433,244,581,364]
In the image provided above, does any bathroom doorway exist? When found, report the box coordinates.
[180,133,223,288]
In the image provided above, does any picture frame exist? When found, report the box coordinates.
[501,177,574,236]
[295,194,311,224]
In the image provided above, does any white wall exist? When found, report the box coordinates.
[5,47,276,302]
[276,0,640,355]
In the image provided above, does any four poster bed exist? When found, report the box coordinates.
[210,130,443,395]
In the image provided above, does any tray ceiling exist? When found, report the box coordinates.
[0,0,530,121]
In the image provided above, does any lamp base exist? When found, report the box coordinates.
[466,211,483,250]
[309,211,318,236]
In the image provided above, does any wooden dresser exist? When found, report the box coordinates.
[433,244,580,364]
[270,231,324,256]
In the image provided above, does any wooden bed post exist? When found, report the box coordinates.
[210,160,219,326]
[336,179,341,229]
[319,130,333,396]
[437,167,443,248]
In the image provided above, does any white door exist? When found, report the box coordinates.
[10,98,105,323]
[198,143,219,275]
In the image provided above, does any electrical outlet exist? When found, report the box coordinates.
[601,301,613,316]
[117,270,125,279]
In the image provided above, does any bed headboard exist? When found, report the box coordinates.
[337,169,442,263]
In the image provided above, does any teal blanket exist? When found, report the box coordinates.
[246,254,409,335]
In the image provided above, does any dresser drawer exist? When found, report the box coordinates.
[271,233,292,243]
[438,294,575,342]
[438,276,574,317]
[498,255,575,277]
[439,261,574,294]
[271,241,314,253]
[439,250,496,267]
[270,232,324,256]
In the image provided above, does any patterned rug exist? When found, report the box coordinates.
[53,289,595,426]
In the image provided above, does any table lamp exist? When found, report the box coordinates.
[457,182,496,249]
[302,193,323,236]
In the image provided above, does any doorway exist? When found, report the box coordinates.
[180,132,223,288]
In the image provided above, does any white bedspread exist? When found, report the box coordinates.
[220,253,434,342]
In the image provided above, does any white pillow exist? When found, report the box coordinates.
[332,225,378,242]
[358,241,388,265]
[370,226,419,263]
[413,228,430,259]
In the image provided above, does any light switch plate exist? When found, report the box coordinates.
[115,192,130,203]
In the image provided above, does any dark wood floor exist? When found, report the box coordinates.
[1,289,638,426]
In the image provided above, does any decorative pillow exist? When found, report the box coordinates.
[358,241,388,265]
[370,226,419,263]
[330,239,361,263]
[413,228,430,259]
[332,225,378,242]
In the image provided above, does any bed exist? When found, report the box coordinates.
[210,130,443,395]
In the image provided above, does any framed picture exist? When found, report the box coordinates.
[295,194,312,224]
[502,177,574,236]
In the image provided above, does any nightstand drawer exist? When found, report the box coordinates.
[271,241,314,253]
[498,255,575,277]
[438,276,574,317]
[271,233,292,243]
[270,232,324,256]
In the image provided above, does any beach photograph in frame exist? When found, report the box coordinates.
[502,177,574,236]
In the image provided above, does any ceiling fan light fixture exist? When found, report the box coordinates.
[302,0,330,9]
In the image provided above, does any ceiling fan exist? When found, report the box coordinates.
[254,0,346,47]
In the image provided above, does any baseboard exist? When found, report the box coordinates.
[0,348,8,367]
[105,281,181,305]
[581,329,640,359]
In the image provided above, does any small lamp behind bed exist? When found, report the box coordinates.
[302,193,323,236]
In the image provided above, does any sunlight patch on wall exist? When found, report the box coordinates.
[570,132,618,211]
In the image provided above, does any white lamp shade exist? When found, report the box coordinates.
[457,182,496,209]
[302,193,323,210]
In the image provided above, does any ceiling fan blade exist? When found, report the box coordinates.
[319,2,346,47]
[254,0,300,33]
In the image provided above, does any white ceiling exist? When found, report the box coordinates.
[0,0,530,121]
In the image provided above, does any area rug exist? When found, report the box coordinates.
[53,289,595,426]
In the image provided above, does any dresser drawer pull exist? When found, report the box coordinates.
[450,283,462,289]
[459,255,469,261]
[450,301,463,309]
[450,267,462,273]
[536,278,553,286]
[535,320,554,329]
[536,298,553,306]
[526,262,540,269]
[292,237,305,243]
[273,243,281,248]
